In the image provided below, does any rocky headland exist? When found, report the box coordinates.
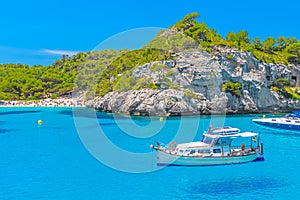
[86,47,300,116]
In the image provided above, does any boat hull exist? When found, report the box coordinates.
[156,150,262,166]
[253,119,300,131]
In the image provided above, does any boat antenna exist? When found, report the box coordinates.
[207,124,212,134]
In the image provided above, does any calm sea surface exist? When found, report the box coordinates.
[0,107,299,199]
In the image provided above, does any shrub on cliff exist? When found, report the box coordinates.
[184,89,199,99]
[271,78,300,99]
[96,48,172,96]
[222,82,242,97]
[274,78,290,89]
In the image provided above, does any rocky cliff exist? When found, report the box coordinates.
[86,47,300,116]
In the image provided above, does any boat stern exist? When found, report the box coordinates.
[252,142,264,162]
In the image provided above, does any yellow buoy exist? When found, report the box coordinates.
[262,115,266,118]
[38,120,43,125]
[159,117,163,122]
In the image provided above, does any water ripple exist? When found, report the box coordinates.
[0,110,41,116]
[58,110,115,120]
[0,129,13,134]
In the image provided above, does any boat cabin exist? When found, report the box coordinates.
[171,127,260,157]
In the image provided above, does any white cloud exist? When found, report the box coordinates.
[42,49,79,56]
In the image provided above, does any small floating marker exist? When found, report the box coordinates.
[262,115,266,118]
[38,120,43,125]
[159,117,163,122]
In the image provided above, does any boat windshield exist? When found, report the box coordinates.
[202,136,213,145]
[291,110,300,118]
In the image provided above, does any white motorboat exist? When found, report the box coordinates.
[252,111,300,131]
[150,126,264,166]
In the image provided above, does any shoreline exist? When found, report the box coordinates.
[0,98,290,116]
[0,98,85,108]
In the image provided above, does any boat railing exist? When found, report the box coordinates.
[231,145,259,156]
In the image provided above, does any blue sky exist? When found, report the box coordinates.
[1,0,299,66]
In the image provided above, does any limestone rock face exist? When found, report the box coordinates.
[87,48,300,116]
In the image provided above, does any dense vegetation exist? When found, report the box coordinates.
[0,52,84,100]
[0,49,171,100]
[170,12,300,65]
[1,12,300,101]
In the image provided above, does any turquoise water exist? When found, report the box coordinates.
[0,107,300,199]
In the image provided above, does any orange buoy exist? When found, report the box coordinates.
[168,141,177,152]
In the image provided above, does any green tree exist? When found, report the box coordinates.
[275,36,285,51]
[174,12,200,31]
[236,30,250,44]
[262,37,276,53]
[286,42,300,64]
[226,32,237,43]
[285,37,297,47]
[252,37,263,50]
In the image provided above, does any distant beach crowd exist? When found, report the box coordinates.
[0,98,85,107]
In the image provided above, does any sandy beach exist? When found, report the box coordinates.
[0,98,84,107]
